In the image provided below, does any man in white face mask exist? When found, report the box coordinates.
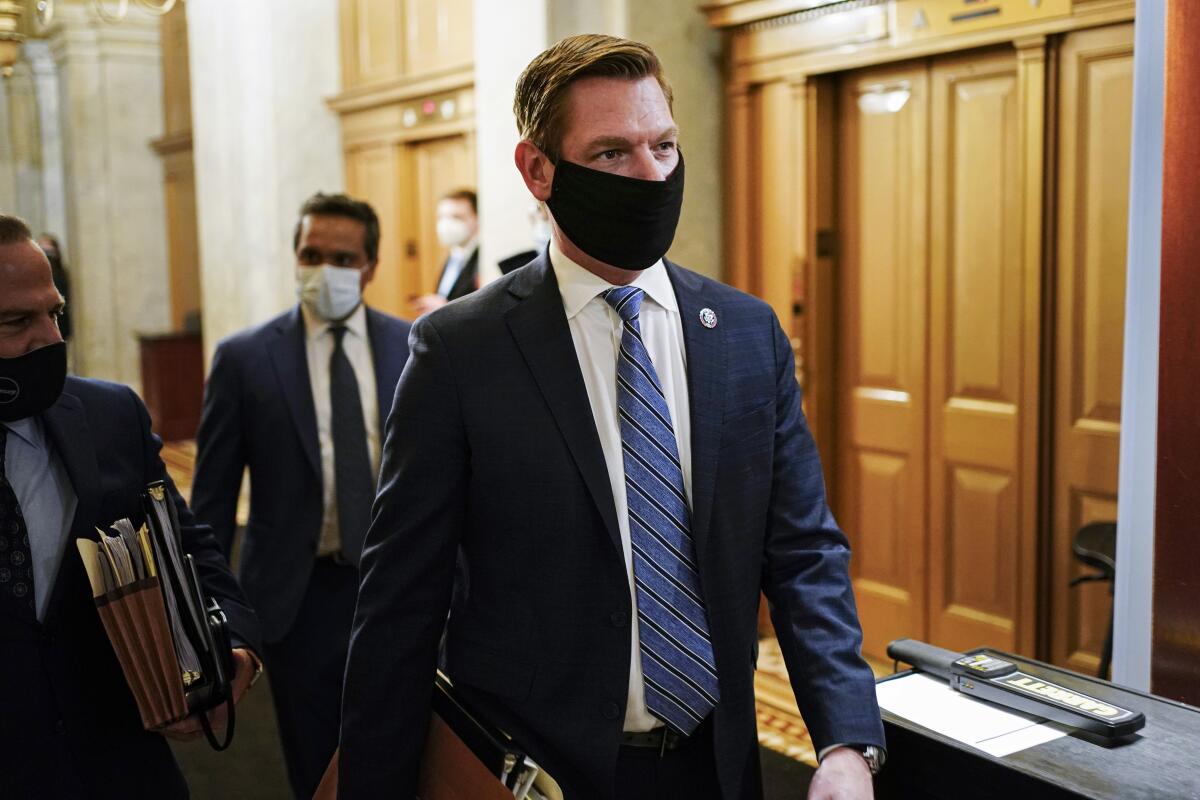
[191,192,412,800]
[410,188,479,316]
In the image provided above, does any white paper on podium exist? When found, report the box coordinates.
[876,672,1069,757]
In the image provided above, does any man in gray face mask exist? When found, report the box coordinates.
[0,215,263,799]
[191,192,411,799]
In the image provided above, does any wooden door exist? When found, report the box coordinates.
[347,142,409,318]
[347,133,475,317]
[1049,23,1134,673]
[926,49,1034,654]
[409,133,477,293]
[836,62,930,660]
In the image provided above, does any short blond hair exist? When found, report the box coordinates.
[514,34,674,162]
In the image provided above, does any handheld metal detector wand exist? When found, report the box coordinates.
[887,639,1145,739]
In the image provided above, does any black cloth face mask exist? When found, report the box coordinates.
[546,152,685,271]
[0,342,67,422]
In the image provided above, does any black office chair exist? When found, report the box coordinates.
[1069,521,1117,679]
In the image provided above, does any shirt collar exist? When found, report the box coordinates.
[301,301,369,343]
[548,240,678,320]
[2,416,43,449]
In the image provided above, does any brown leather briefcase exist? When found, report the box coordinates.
[313,672,560,800]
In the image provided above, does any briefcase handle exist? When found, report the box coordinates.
[196,592,237,751]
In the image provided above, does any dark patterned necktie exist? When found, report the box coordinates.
[0,425,36,619]
[603,286,720,734]
[330,325,374,565]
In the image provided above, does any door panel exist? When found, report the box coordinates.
[927,49,1027,653]
[404,0,474,76]
[836,63,929,660]
[1050,23,1134,673]
[411,133,477,293]
[340,0,404,89]
[348,142,409,318]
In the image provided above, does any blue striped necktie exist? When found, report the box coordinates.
[603,286,719,735]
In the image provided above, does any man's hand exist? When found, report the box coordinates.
[160,648,258,742]
[807,747,874,800]
[410,294,449,316]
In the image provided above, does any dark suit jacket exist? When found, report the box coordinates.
[339,255,884,799]
[191,304,411,643]
[497,248,538,276]
[438,247,479,300]
[0,377,261,800]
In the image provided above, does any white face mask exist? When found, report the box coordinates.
[297,265,362,321]
[437,216,472,248]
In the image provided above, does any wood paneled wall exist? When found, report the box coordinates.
[332,0,477,319]
[339,0,474,90]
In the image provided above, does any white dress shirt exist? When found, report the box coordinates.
[2,417,78,620]
[549,241,691,733]
[301,302,382,556]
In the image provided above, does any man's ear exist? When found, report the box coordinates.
[515,140,554,202]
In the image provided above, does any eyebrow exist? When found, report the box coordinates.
[584,127,680,152]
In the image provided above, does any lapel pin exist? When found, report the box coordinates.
[699,308,718,329]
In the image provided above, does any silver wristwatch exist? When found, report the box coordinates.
[859,745,885,775]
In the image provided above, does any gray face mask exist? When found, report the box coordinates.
[297,265,362,321]
[0,342,67,422]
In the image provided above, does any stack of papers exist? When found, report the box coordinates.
[77,519,192,728]
[876,673,1068,757]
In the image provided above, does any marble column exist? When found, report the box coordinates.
[186,0,343,361]
[49,2,171,388]
[3,55,45,231]
[26,39,69,253]
[473,0,550,285]
[472,0,723,282]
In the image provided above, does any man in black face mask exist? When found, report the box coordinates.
[0,215,264,799]
[339,35,883,800]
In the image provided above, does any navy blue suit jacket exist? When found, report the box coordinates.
[339,256,884,799]
[0,377,262,800]
[191,304,410,642]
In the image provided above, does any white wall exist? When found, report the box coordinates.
[187,0,343,360]
[473,0,550,285]
[1113,0,1166,690]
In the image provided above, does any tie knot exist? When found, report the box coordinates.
[330,324,348,347]
[603,286,644,322]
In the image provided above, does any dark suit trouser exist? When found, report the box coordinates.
[614,722,723,799]
[264,558,358,800]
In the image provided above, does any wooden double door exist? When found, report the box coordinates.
[347,132,477,318]
[834,25,1134,670]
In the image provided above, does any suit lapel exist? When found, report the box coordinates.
[268,306,321,478]
[666,261,726,567]
[39,390,102,625]
[504,257,623,555]
[366,308,405,424]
